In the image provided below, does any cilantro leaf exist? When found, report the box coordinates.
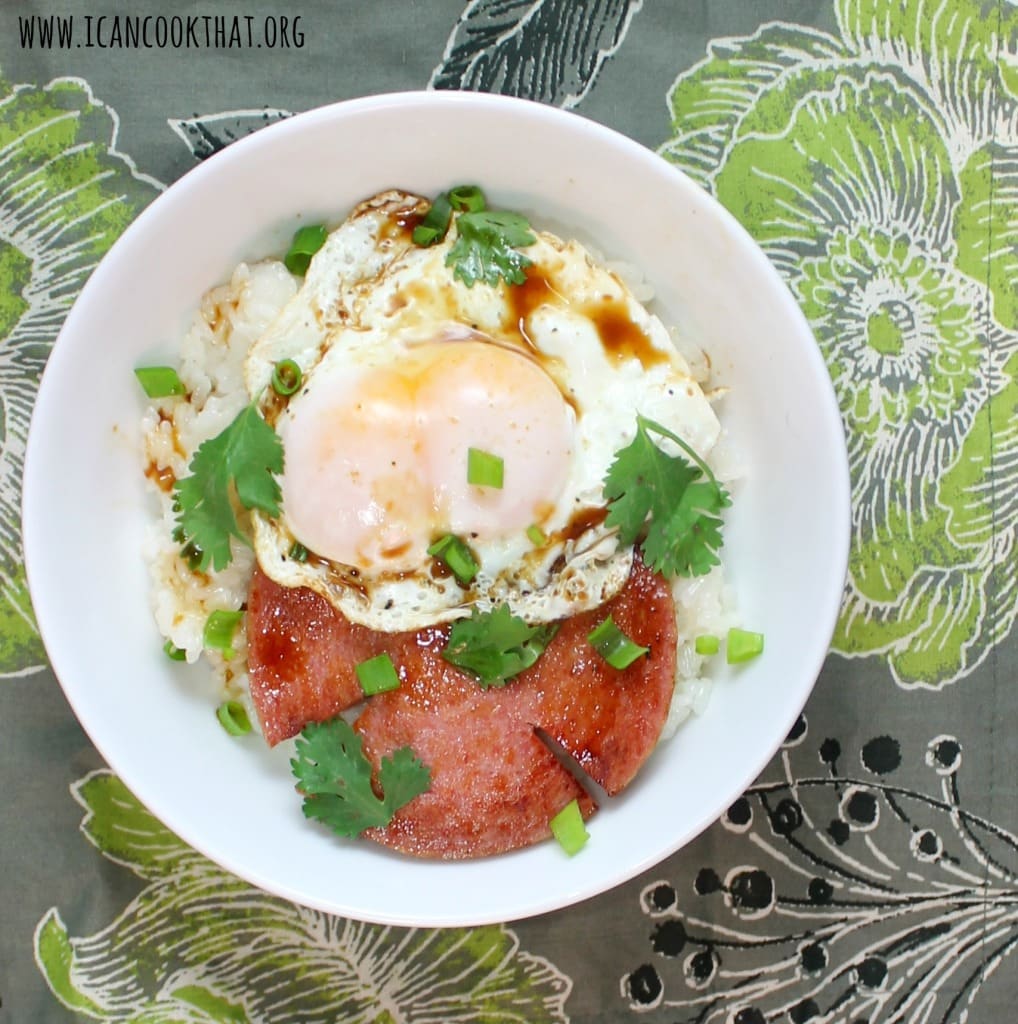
[291,719,431,838]
[376,746,433,813]
[603,415,731,578]
[446,210,536,288]
[442,604,558,687]
[648,480,728,577]
[173,401,283,572]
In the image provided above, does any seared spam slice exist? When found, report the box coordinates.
[355,554,676,857]
[246,554,677,857]
[246,567,383,745]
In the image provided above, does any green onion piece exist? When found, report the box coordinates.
[355,652,401,696]
[216,699,252,736]
[587,615,649,670]
[135,366,185,398]
[549,798,589,856]
[526,524,548,547]
[695,634,720,656]
[413,192,453,246]
[467,447,504,489]
[181,541,205,572]
[284,224,327,275]
[271,358,303,396]
[288,540,309,563]
[427,534,479,585]
[163,638,186,661]
[203,609,244,660]
[727,627,764,664]
[448,185,486,212]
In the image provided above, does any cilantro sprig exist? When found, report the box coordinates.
[291,719,431,838]
[443,604,558,688]
[603,415,731,578]
[448,209,536,287]
[173,401,283,572]
[414,186,537,288]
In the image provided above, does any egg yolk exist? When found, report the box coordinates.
[278,339,575,572]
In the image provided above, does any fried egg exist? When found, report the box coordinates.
[245,190,720,632]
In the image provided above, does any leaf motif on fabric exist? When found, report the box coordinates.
[659,24,850,187]
[169,108,292,160]
[954,140,1018,335]
[430,0,644,107]
[838,0,1018,137]
[0,76,162,679]
[659,0,1018,688]
[33,770,572,1023]
[621,718,1018,1020]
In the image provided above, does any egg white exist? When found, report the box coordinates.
[245,190,720,632]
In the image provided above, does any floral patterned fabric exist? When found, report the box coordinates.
[1,1,1015,1021]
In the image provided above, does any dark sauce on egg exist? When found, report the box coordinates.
[558,505,608,543]
[382,205,425,242]
[260,386,290,427]
[502,266,581,417]
[582,295,667,369]
[379,539,413,561]
[429,559,454,581]
[293,550,370,600]
[503,267,666,424]
[506,266,559,333]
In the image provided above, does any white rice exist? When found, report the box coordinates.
[140,247,739,736]
[141,259,297,709]
[660,566,739,739]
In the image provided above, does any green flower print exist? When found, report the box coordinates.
[35,771,572,1023]
[660,0,1018,687]
[0,76,160,676]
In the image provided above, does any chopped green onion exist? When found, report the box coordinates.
[284,224,327,275]
[427,534,479,585]
[526,524,548,547]
[355,652,402,696]
[288,540,309,563]
[163,638,187,661]
[727,627,764,664]
[216,699,252,736]
[203,609,244,660]
[695,634,720,656]
[587,615,649,670]
[413,192,453,246]
[549,798,589,855]
[467,447,504,489]
[271,358,303,396]
[448,185,486,212]
[181,541,205,572]
[135,366,185,398]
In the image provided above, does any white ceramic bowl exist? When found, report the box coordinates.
[23,91,850,926]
